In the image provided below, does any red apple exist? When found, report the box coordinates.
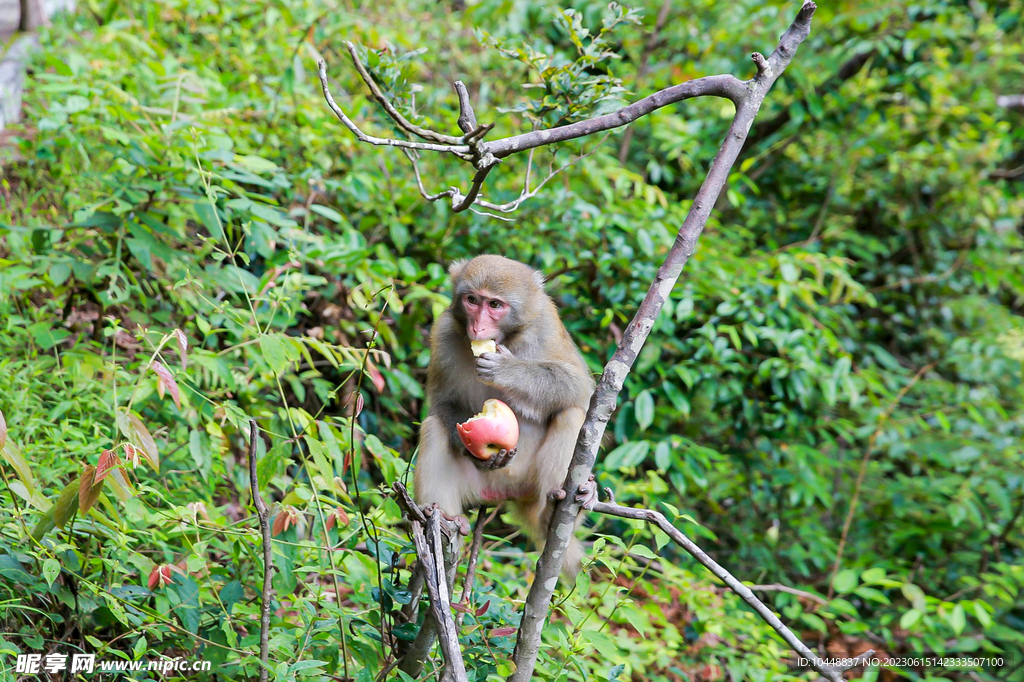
[457,399,519,460]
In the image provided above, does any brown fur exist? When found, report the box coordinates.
[414,255,595,576]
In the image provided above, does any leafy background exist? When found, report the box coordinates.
[0,0,1022,680]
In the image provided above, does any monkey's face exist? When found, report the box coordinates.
[460,290,509,342]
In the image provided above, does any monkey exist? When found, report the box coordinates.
[413,255,597,576]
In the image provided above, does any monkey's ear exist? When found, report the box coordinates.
[532,270,546,290]
[449,259,469,282]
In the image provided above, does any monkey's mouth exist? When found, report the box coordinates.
[470,339,497,356]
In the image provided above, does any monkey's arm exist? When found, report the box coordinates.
[476,350,592,414]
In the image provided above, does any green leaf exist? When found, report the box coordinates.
[901,583,927,611]
[634,390,655,431]
[260,334,301,374]
[831,568,858,594]
[861,567,886,584]
[603,441,650,470]
[54,478,82,530]
[42,559,60,587]
[309,204,344,224]
[948,603,966,635]
[233,154,279,173]
[133,636,147,659]
[116,410,159,470]
[0,438,36,496]
[900,608,922,630]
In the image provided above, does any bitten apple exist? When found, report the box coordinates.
[470,339,497,357]
[457,399,519,459]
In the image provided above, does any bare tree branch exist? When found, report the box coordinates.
[343,41,465,146]
[483,74,745,159]
[406,510,468,682]
[402,150,458,203]
[317,61,473,157]
[452,160,500,213]
[508,4,819,680]
[749,584,829,606]
[589,499,865,682]
[453,81,479,134]
[246,420,272,682]
[321,48,745,212]
[394,483,466,678]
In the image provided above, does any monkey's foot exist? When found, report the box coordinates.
[420,504,471,535]
[549,475,599,510]
[472,447,516,471]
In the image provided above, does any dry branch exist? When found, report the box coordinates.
[405,511,468,681]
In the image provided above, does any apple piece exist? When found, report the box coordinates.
[457,399,519,460]
[470,339,497,357]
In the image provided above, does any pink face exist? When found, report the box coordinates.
[462,291,509,341]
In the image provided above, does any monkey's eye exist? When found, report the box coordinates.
[466,295,478,305]
[489,300,504,309]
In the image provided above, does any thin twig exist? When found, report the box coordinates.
[590,500,863,682]
[344,41,465,146]
[317,61,472,157]
[247,420,272,682]
[452,162,499,213]
[402,149,458,203]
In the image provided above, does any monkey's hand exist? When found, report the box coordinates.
[475,346,515,386]
[468,447,517,471]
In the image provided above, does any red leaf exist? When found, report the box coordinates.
[272,507,300,536]
[475,599,491,617]
[488,627,517,638]
[366,359,386,394]
[151,362,181,409]
[78,465,103,515]
[148,565,174,590]
[451,602,469,613]
[325,506,349,532]
[174,329,188,370]
[95,449,121,484]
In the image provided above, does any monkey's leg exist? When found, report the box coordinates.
[520,407,589,578]
[414,415,481,517]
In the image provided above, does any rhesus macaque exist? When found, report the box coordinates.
[414,255,596,575]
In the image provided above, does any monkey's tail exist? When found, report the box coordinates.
[511,500,586,581]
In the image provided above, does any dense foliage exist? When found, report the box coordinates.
[1,0,1022,680]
